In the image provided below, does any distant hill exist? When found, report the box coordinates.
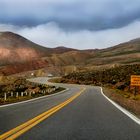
[44,38,140,73]
[0,32,76,66]
[0,32,78,75]
[0,32,50,66]
[93,39,140,65]
[52,46,77,54]
[0,32,139,75]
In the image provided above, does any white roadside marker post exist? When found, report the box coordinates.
[29,92,32,96]
[16,92,18,98]
[4,93,7,101]
[21,92,23,97]
[11,92,13,97]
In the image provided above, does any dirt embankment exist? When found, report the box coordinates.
[103,87,140,118]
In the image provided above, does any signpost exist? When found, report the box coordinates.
[131,75,140,96]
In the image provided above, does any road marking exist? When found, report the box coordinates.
[0,88,86,140]
[100,87,140,125]
[0,88,69,108]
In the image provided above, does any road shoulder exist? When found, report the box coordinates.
[101,87,140,125]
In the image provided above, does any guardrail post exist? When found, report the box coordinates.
[25,92,28,96]
[21,92,23,97]
[16,92,19,98]
[4,93,7,101]
[29,92,32,96]
[11,92,13,97]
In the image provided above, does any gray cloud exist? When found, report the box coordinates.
[0,0,140,30]
[1,0,140,50]
[1,21,140,49]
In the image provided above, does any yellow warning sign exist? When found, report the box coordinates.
[131,75,140,86]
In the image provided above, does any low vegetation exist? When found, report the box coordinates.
[60,64,140,117]
[0,77,65,105]
[61,64,140,94]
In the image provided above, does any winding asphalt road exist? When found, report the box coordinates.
[0,77,140,140]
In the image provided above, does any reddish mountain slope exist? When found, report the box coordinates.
[0,32,139,75]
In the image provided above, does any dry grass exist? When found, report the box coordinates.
[103,87,140,118]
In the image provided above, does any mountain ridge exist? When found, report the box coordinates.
[0,31,139,75]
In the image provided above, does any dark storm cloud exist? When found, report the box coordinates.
[0,0,140,30]
[1,0,140,49]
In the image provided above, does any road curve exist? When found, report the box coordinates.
[0,77,140,140]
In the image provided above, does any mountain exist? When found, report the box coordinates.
[52,46,77,54]
[0,32,80,75]
[43,39,140,72]
[0,32,50,75]
[0,32,50,65]
[92,39,140,65]
[0,31,139,76]
[0,32,76,66]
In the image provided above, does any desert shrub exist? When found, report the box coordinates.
[62,64,140,92]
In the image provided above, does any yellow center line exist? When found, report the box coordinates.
[0,87,86,140]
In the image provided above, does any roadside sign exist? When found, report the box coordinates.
[131,75,140,86]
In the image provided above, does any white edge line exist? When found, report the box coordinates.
[0,88,69,108]
[100,87,140,125]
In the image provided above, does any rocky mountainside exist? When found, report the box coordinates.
[0,32,80,75]
[43,39,140,73]
[0,32,139,75]
[0,32,50,65]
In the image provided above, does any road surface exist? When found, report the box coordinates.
[0,77,140,140]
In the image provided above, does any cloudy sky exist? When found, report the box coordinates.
[0,0,140,49]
